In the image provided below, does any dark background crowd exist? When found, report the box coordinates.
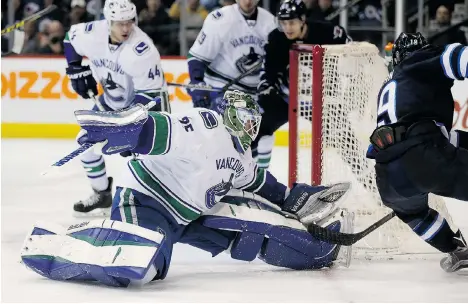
[1,0,467,56]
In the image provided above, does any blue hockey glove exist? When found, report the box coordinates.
[187,81,212,108]
[282,182,350,225]
[74,103,149,155]
[66,65,98,99]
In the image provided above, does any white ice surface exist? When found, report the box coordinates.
[2,139,468,302]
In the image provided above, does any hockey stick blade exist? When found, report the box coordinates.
[1,5,57,35]
[308,211,396,246]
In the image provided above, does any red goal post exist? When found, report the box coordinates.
[289,44,324,188]
[287,42,456,257]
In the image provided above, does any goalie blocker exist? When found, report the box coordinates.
[21,189,353,287]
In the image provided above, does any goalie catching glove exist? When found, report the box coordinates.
[282,182,351,225]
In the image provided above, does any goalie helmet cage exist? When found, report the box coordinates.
[288,42,456,258]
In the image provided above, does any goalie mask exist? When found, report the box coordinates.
[221,90,262,154]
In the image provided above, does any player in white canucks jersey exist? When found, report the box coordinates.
[21,91,354,287]
[63,0,169,216]
[187,0,276,108]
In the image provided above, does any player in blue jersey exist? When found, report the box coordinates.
[367,32,468,272]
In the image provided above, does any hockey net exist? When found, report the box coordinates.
[288,42,455,258]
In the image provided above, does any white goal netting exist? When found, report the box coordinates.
[290,42,455,257]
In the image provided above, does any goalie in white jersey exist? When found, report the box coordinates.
[187,0,276,108]
[63,0,169,216]
[21,91,354,287]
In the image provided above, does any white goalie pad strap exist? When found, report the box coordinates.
[206,189,306,232]
[21,220,164,269]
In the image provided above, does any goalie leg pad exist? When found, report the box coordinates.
[20,220,167,287]
[259,221,340,270]
[178,220,236,256]
[110,187,189,280]
[200,202,338,269]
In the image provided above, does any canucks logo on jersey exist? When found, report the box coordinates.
[205,174,234,209]
[235,47,263,75]
[101,73,125,102]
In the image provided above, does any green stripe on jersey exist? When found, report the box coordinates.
[129,161,201,223]
[244,168,267,193]
[64,32,70,42]
[148,112,172,155]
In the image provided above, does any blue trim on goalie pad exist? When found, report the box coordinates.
[201,216,339,270]
[21,255,141,287]
[69,227,159,247]
[31,227,56,236]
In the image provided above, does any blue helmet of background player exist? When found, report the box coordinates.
[392,32,428,67]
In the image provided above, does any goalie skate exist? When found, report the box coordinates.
[73,177,113,217]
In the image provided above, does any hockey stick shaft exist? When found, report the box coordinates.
[167,82,221,92]
[1,5,57,35]
[167,61,263,92]
[220,61,263,91]
[307,211,396,246]
[325,0,363,21]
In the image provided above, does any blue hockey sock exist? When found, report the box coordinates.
[402,208,458,252]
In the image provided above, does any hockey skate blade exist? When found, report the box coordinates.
[73,207,111,218]
[440,255,468,273]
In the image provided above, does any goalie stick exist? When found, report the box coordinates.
[167,61,263,92]
[307,211,397,246]
[1,5,57,36]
